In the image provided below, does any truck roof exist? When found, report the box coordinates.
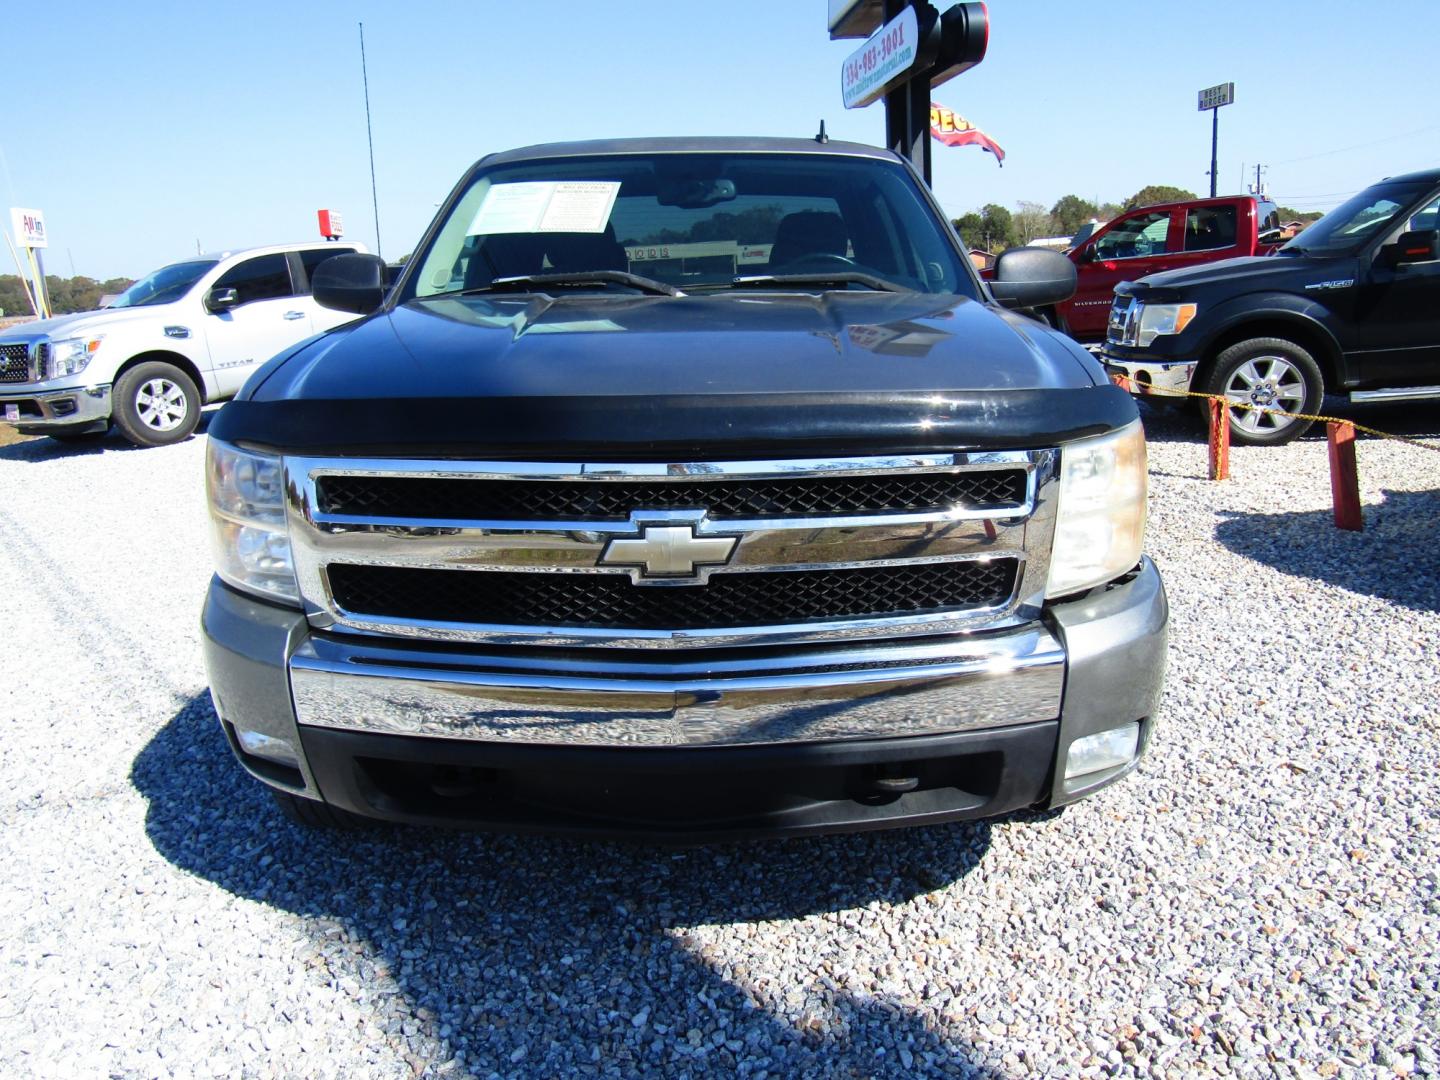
[481,136,897,168]
[198,240,369,262]
[1127,193,1272,213]
[1382,166,1440,185]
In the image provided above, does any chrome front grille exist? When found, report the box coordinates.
[327,558,1020,631]
[0,343,32,384]
[285,453,1059,648]
[316,469,1029,521]
[1108,297,1140,346]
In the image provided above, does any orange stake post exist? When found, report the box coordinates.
[1207,398,1230,481]
[1327,421,1363,531]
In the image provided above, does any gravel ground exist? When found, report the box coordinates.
[1,400,1437,1079]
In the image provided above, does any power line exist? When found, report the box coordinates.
[1270,124,1440,166]
[1269,189,1363,200]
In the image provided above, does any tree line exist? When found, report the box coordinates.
[951,186,1324,252]
[0,274,135,318]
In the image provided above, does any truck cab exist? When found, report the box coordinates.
[1053,195,1281,340]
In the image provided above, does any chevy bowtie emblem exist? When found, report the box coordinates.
[599,519,739,583]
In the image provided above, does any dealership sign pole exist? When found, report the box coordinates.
[831,0,989,186]
[1198,82,1234,198]
[9,207,50,318]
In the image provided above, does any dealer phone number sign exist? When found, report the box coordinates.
[841,6,918,109]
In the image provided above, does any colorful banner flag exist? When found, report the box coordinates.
[930,104,1005,166]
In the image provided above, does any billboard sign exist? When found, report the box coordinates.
[1197,82,1235,111]
[10,207,47,248]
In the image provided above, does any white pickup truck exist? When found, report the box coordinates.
[0,241,366,447]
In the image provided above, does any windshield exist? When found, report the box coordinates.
[1282,181,1429,256]
[106,259,218,308]
[407,152,975,300]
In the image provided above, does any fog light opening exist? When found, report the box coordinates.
[236,728,301,769]
[1064,722,1140,781]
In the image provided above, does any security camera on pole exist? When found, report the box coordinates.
[1198,82,1235,198]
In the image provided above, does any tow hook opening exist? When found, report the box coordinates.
[851,764,922,805]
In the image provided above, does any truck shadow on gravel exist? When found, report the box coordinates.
[133,692,1012,1078]
[1214,486,1440,613]
[0,410,215,462]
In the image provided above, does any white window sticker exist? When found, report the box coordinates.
[468,182,555,235]
[469,181,621,236]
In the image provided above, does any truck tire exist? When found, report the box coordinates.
[1200,337,1322,446]
[271,789,369,830]
[112,361,200,447]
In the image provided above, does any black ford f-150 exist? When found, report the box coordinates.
[1103,166,1440,445]
[201,137,1168,838]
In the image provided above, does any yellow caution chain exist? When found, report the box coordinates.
[1120,375,1440,455]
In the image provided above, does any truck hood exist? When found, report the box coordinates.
[1119,252,1343,299]
[220,291,1134,457]
[0,305,174,342]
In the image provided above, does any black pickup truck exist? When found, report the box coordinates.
[201,137,1167,838]
[1103,167,1440,445]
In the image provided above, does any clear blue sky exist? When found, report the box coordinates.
[7,0,1437,280]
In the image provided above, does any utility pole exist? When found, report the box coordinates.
[1253,163,1266,197]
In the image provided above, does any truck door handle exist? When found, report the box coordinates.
[283,311,305,320]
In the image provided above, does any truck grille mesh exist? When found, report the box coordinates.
[327,559,1018,631]
[0,344,30,384]
[317,470,1027,521]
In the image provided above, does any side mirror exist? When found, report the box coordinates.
[312,252,389,314]
[1078,245,1098,264]
[988,246,1078,309]
[1383,229,1439,268]
[204,287,239,313]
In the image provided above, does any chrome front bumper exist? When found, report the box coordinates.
[1,383,112,429]
[288,626,1066,748]
[202,557,1168,830]
[1101,353,1196,398]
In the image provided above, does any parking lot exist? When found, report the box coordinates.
[1,402,1437,1079]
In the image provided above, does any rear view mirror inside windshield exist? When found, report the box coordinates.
[656,177,737,209]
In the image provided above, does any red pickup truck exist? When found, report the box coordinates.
[991,195,1282,341]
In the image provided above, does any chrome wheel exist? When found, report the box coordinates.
[134,378,189,432]
[1222,355,1307,435]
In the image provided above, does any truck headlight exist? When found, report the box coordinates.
[206,439,299,604]
[1134,302,1197,347]
[1046,420,1147,598]
[47,335,104,378]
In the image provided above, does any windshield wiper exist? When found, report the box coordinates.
[454,271,683,297]
[729,273,906,293]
